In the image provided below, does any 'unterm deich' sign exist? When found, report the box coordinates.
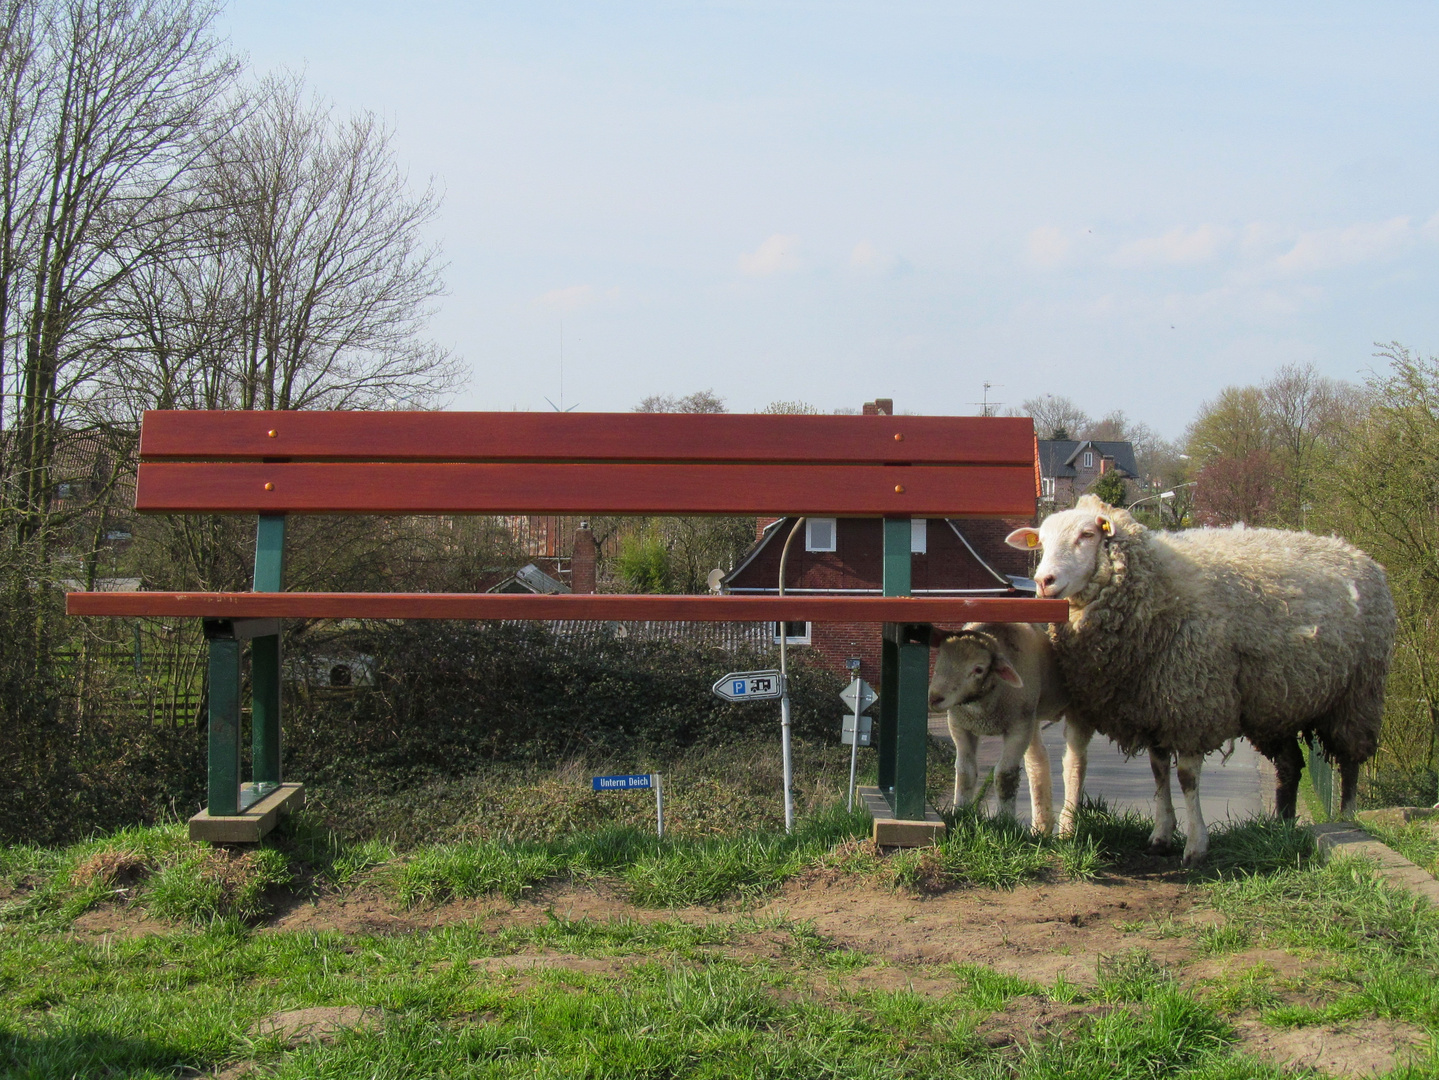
[592,773,655,791]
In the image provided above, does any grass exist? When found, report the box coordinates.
[5,742,1439,1076]
[1362,817,1439,879]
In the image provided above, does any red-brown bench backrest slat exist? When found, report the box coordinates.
[136,462,1038,517]
[138,411,1038,465]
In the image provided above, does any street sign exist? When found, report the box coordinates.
[712,670,785,702]
[591,773,665,836]
[841,713,873,747]
[839,677,878,714]
[592,773,655,791]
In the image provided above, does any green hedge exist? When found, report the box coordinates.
[283,621,844,792]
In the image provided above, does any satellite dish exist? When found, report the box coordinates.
[706,568,725,594]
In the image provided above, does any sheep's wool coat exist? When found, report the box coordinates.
[1055,498,1395,762]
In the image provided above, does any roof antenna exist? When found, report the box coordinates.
[970,382,1003,417]
[545,319,579,411]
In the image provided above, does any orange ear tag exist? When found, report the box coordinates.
[1100,520,1113,536]
[1026,533,1039,548]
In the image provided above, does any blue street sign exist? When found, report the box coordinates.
[592,773,655,791]
[711,669,785,702]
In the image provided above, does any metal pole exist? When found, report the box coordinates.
[847,709,860,812]
[654,774,664,838]
[776,517,806,835]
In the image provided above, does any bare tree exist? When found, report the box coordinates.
[98,72,457,416]
[1,0,237,546]
[634,389,725,414]
[1021,393,1090,441]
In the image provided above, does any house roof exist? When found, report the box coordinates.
[1036,439,1138,479]
[721,516,1025,594]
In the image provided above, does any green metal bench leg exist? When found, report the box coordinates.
[891,623,931,821]
[880,517,930,821]
[251,514,286,794]
[877,630,899,792]
[207,636,242,817]
[251,634,281,790]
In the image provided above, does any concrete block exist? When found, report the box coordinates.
[859,785,946,848]
[1310,822,1439,906]
[189,782,305,843]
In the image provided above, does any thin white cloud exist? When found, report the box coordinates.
[1111,224,1231,268]
[1273,216,1411,273]
[848,240,897,273]
[1025,226,1070,269]
[537,284,596,311]
[739,233,801,276]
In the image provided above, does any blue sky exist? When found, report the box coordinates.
[221,2,1439,437]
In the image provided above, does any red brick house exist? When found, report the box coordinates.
[1037,439,1138,509]
[720,515,1035,685]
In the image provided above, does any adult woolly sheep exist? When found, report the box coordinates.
[927,623,1066,833]
[1007,495,1395,865]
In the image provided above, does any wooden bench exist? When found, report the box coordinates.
[67,410,1068,842]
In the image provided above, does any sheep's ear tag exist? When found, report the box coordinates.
[1025,533,1039,548]
[1099,518,1114,536]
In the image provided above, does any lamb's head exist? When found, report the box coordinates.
[1006,495,1140,602]
[928,631,1023,711]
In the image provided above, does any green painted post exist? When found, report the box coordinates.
[880,518,929,820]
[208,637,242,817]
[877,518,911,795]
[893,624,931,821]
[251,515,285,792]
[882,518,911,597]
[877,630,898,792]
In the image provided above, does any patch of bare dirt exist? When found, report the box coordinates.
[250,1005,382,1047]
[1233,1018,1428,1078]
[1184,948,1311,985]
[974,995,1117,1048]
[71,903,177,939]
[268,877,733,937]
[761,875,1205,987]
[817,965,960,999]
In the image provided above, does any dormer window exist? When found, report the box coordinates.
[1083,451,1093,468]
[805,518,836,552]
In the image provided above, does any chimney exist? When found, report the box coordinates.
[862,398,894,416]
[571,522,597,594]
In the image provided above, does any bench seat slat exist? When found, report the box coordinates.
[136,462,1040,516]
[67,592,1070,624]
[138,410,1040,466]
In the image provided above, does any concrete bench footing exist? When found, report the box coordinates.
[189,783,305,843]
[859,785,946,847]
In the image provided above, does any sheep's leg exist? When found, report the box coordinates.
[1338,758,1361,819]
[950,716,980,809]
[1177,753,1209,866]
[1024,722,1054,835]
[1059,718,1091,838]
[1147,749,1179,856]
[1254,734,1304,821]
[994,722,1033,821]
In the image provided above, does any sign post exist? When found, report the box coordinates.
[839,678,879,812]
[713,668,791,830]
[591,773,664,837]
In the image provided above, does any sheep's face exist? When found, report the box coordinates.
[1006,506,1113,600]
[929,634,1023,711]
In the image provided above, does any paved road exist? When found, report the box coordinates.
[928,713,1274,827]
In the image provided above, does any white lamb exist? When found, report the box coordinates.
[927,622,1066,833]
[1007,496,1395,865]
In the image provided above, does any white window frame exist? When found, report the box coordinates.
[774,621,812,645]
[1041,477,1055,498]
[805,517,837,552]
[1083,450,1094,468]
[911,517,927,554]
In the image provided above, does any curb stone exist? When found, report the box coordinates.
[1308,823,1439,906]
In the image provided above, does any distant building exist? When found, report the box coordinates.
[721,515,1033,686]
[1036,439,1138,508]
